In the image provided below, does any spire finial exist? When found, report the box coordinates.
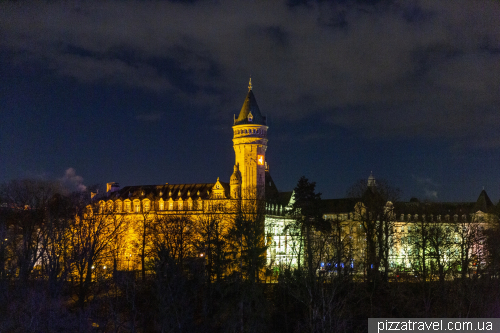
[248,77,252,91]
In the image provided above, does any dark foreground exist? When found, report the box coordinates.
[1,273,499,333]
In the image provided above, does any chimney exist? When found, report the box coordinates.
[106,182,120,193]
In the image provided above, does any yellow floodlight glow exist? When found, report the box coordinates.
[257,155,264,165]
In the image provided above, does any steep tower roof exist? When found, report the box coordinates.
[475,189,494,213]
[234,78,266,126]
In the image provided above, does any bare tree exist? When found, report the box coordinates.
[455,214,485,279]
[327,216,355,279]
[42,193,75,296]
[427,222,455,283]
[70,202,125,309]
[347,178,400,283]
[150,214,196,270]
[0,179,60,283]
[194,213,230,283]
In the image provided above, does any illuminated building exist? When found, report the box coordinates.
[94,80,495,277]
[319,173,496,276]
[95,79,296,271]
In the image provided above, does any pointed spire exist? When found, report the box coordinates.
[368,171,376,188]
[235,79,266,125]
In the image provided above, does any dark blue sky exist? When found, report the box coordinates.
[1,0,500,202]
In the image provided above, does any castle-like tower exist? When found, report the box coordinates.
[232,79,268,199]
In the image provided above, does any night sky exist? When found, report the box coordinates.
[1,0,500,202]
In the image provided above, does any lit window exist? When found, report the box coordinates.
[143,201,150,212]
[178,201,183,210]
[134,202,140,212]
[125,202,131,212]
[169,202,173,210]
[257,155,264,165]
[159,202,164,210]
[188,202,192,210]
[116,202,121,212]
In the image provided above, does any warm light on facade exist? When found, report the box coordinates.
[257,155,264,165]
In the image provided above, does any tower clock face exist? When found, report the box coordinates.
[257,155,264,165]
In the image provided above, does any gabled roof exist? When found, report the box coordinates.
[393,201,477,215]
[277,191,294,207]
[265,171,280,203]
[321,198,359,214]
[234,88,266,126]
[98,182,230,202]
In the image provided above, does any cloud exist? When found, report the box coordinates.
[59,168,87,193]
[424,189,438,200]
[413,174,440,200]
[1,0,500,146]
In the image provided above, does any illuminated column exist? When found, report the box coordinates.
[232,79,268,199]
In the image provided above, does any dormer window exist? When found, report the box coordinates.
[248,111,253,122]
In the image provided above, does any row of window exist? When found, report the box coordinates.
[400,213,475,222]
[324,213,351,221]
[234,128,266,135]
[100,199,201,213]
[324,213,480,223]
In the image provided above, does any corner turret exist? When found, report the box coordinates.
[230,164,242,199]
